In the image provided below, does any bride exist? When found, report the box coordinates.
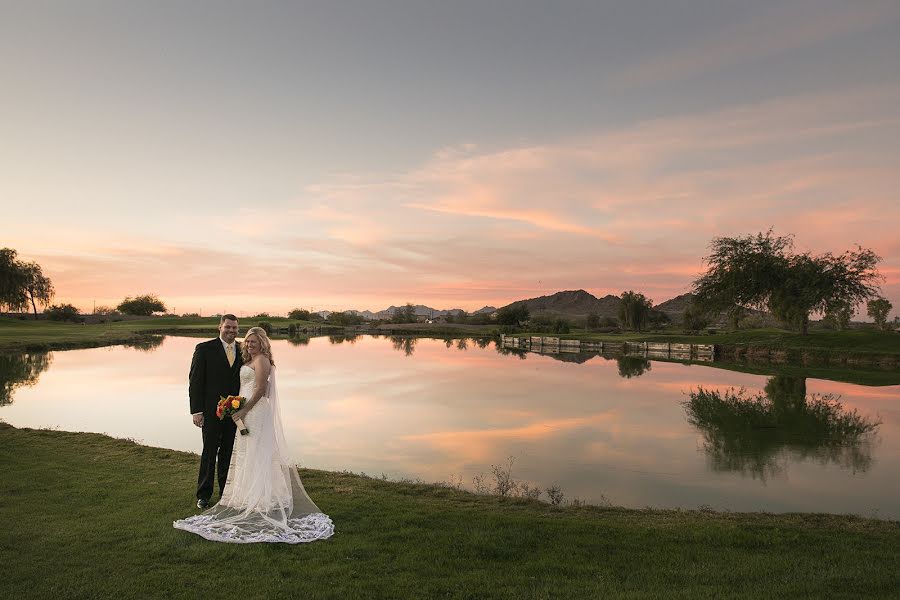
[174,326,334,544]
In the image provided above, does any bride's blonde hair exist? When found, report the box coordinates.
[241,326,275,366]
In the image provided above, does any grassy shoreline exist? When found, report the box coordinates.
[2,317,898,386]
[1,423,898,599]
[2,316,897,351]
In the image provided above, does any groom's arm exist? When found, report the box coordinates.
[189,343,206,419]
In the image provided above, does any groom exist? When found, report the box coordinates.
[189,314,242,508]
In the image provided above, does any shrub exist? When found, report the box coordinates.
[257,321,272,334]
[45,304,81,322]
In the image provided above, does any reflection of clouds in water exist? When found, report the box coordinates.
[1,335,898,517]
[400,413,620,463]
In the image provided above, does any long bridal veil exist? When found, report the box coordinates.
[174,367,334,544]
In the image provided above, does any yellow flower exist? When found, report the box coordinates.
[231,399,240,409]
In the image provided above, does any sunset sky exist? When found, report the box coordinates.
[2,1,899,316]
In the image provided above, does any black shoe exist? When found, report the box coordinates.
[197,498,209,509]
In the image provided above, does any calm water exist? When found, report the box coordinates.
[2,335,898,518]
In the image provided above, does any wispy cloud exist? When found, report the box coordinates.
[11,85,900,314]
[613,0,900,89]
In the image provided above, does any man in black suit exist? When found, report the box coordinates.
[189,314,242,508]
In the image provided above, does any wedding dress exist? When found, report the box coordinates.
[174,365,334,543]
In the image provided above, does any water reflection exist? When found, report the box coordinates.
[1,336,896,518]
[683,375,882,480]
[390,336,417,356]
[0,352,53,406]
[122,335,165,353]
[495,345,527,359]
[617,357,652,378]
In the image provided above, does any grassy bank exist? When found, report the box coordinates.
[0,316,320,352]
[1,424,898,599]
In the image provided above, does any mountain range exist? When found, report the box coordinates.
[319,290,701,321]
[317,305,497,320]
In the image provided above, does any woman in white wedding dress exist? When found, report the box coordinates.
[174,327,334,544]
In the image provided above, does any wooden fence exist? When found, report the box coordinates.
[501,335,715,362]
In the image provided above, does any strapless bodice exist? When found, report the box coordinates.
[239,365,257,398]
[240,364,256,386]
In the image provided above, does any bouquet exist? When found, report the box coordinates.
[217,395,249,435]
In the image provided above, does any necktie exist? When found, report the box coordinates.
[226,344,235,367]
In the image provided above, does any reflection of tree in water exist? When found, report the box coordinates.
[328,335,359,345]
[495,345,527,360]
[286,336,310,347]
[1,352,53,406]
[390,336,417,356]
[617,356,651,378]
[684,375,881,480]
[122,335,165,352]
[439,337,487,351]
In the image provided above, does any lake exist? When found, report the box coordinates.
[2,335,898,518]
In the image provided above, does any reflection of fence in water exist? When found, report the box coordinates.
[501,335,715,363]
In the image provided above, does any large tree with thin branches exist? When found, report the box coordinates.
[0,248,55,318]
[692,231,882,335]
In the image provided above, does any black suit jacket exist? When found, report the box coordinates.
[189,338,242,416]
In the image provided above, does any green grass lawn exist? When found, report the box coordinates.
[1,423,898,599]
[0,316,319,351]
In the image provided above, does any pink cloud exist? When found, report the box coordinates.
[9,85,900,315]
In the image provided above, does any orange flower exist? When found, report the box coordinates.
[231,399,240,409]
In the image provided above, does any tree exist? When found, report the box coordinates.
[19,262,54,319]
[447,309,467,324]
[866,297,892,331]
[1,249,56,316]
[682,304,709,333]
[692,231,882,335]
[117,294,167,316]
[822,301,853,330]
[618,291,653,332]
[586,312,600,330]
[391,303,418,324]
[327,311,364,326]
[496,304,529,327]
[288,308,311,321]
[647,309,671,330]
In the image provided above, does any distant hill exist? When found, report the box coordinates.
[501,289,621,318]
[652,292,776,326]
[652,293,696,319]
[334,305,493,320]
[372,304,463,320]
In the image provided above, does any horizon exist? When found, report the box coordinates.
[3,1,898,318]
